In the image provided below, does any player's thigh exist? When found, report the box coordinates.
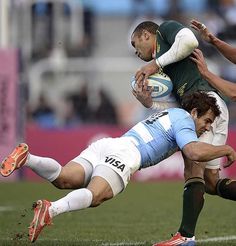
[199,128,226,169]
[200,92,229,169]
[53,161,87,189]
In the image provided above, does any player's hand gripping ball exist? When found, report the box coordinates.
[131,71,173,101]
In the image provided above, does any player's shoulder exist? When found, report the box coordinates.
[168,107,187,114]
[158,20,186,41]
[168,108,192,122]
[160,20,185,28]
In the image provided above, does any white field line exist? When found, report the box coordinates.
[0,206,14,212]
[101,243,146,246]
[101,236,236,245]
[197,235,236,243]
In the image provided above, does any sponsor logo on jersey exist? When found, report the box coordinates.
[156,43,160,54]
[156,30,163,54]
[177,82,187,97]
[105,157,126,172]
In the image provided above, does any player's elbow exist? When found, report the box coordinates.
[193,35,199,48]
[180,28,199,51]
[188,34,199,50]
[186,36,198,53]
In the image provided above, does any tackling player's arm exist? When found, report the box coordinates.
[190,19,236,64]
[174,108,236,168]
[182,141,236,168]
[210,38,236,64]
[191,49,236,101]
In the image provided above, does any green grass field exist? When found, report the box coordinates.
[1,181,236,246]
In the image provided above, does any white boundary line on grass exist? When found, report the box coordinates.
[101,235,236,245]
[102,243,146,246]
[0,206,14,212]
[197,235,236,243]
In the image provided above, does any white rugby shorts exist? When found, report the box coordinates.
[199,91,229,169]
[72,137,141,190]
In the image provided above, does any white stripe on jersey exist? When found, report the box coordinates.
[132,122,153,143]
[158,114,171,131]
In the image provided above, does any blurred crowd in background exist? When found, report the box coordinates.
[5,0,236,128]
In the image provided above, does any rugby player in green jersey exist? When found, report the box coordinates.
[131,20,234,246]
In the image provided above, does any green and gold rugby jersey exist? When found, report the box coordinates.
[156,20,217,103]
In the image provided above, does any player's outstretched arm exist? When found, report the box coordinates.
[182,141,236,167]
[191,49,236,101]
[190,19,215,43]
[190,19,236,64]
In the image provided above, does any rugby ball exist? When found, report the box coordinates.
[131,72,173,101]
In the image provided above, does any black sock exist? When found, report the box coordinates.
[216,178,236,200]
[178,181,205,238]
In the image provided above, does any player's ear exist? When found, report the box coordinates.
[190,108,198,119]
[143,30,151,40]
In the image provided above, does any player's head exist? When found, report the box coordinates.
[181,91,221,137]
[131,21,159,62]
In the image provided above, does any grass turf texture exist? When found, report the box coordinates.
[0,181,236,245]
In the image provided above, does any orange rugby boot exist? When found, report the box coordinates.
[29,199,52,243]
[0,143,29,177]
[153,232,196,246]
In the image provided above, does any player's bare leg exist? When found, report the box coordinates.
[52,161,87,189]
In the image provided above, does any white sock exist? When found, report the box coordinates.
[25,154,62,182]
[49,188,93,218]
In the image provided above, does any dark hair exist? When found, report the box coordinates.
[132,21,159,37]
[181,91,221,117]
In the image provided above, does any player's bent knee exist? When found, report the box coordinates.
[52,178,68,189]
[204,168,220,195]
[90,192,110,207]
[52,177,81,189]
[185,177,205,186]
[89,188,113,207]
[52,166,86,189]
[89,190,101,207]
[183,159,205,181]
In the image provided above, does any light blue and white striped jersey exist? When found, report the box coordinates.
[123,108,198,168]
